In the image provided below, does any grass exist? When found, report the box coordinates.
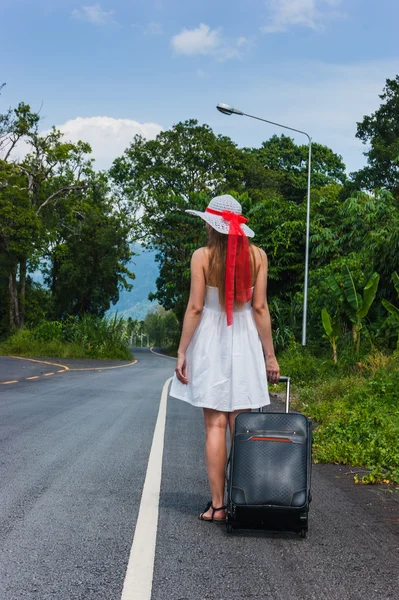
[277,344,399,484]
[0,315,133,361]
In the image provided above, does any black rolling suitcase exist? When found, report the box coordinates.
[226,377,312,537]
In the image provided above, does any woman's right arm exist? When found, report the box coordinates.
[175,248,206,384]
[252,247,280,384]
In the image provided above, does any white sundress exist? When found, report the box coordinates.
[169,285,270,412]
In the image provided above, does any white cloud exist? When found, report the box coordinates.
[6,117,162,169]
[72,4,115,26]
[53,116,162,169]
[171,23,222,56]
[262,0,343,33]
[171,23,247,61]
[0,117,163,169]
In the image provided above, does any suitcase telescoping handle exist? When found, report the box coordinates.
[278,376,291,413]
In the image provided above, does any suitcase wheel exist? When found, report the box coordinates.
[226,523,233,534]
[299,528,307,539]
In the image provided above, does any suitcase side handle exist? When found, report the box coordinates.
[279,376,291,413]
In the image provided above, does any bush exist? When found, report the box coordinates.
[0,314,132,360]
[278,345,333,385]
[63,314,131,359]
[33,321,63,342]
[286,348,399,484]
[0,328,34,354]
[269,296,301,352]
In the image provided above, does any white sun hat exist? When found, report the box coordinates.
[185,194,255,238]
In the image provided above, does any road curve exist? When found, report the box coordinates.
[0,350,398,600]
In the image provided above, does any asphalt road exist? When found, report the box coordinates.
[0,350,398,600]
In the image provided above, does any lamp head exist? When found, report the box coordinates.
[216,103,244,116]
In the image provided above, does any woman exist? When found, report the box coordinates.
[169,194,280,522]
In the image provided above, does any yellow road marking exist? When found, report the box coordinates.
[1,380,19,385]
[10,356,70,371]
[68,360,138,371]
[6,357,137,378]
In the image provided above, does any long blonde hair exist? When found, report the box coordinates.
[206,227,256,309]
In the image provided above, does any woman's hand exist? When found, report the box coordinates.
[175,353,188,385]
[266,354,280,384]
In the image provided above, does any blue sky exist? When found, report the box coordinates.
[2,0,399,172]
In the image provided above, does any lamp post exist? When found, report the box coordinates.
[216,103,312,346]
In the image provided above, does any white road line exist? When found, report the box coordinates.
[121,376,172,600]
[149,347,176,361]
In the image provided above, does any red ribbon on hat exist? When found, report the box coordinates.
[206,207,252,326]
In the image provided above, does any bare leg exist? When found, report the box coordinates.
[228,408,251,439]
[201,408,229,520]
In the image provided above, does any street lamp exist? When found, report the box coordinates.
[216,103,312,346]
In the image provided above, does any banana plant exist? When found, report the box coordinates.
[382,272,399,351]
[321,308,340,363]
[327,266,380,352]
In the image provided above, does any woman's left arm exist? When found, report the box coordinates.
[175,248,206,384]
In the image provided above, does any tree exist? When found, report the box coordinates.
[1,100,136,331]
[354,76,399,194]
[110,121,351,325]
[0,160,39,328]
[144,306,179,348]
[0,102,92,328]
[338,190,399,300]
[42,174,134,319]
[381,272,399,351]
[248,135,346,203]
[248,193,306,299]
[110,119,246,208]
[327,267,380,352]
[321,308,340,363]
[110,120,252,323]
[310,188,399,305]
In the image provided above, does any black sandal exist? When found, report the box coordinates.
[199,501,227,522]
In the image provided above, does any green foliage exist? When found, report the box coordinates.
[309,189,399,338]
[321,308,339,363]
[62,314,131,358]
[269,296,301,352]
[357,272,380,318]
[0,328,81,359]
[110,121,349,323]
[3,79,399,358]
[43,176,134,319]
[33,321,63,342]
[328,266,380,352]
[0,101,134,332]
[147,192,208,323]
[382,271,399,350]
[277,346,329,386]
[0,314,132,360]
[311,367,399,484]
[23,279,52,328]
[249,134,346,203]
[249,194,306,299]
[279,346,399,483]
[110,120,251,323]
[144,306,180,348]
[354,76,399,194]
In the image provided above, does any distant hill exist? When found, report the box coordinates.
[31,245,159,321]
[109,244,160,320]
